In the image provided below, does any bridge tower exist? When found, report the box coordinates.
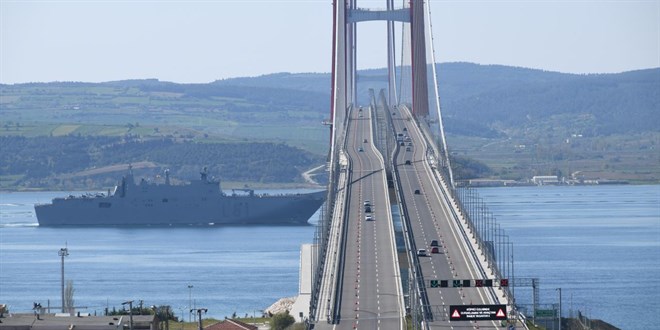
[410,0,429,117]
[329,0,453,184]
[329,0,435,122]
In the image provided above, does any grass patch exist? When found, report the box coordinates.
[52,124,81,136]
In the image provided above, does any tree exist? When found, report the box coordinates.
[269,311,295,330]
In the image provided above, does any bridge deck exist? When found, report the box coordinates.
[316,107,404,330]
[393,106,509,329]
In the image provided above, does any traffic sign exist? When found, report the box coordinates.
[449,305,508,321]
[535,309,556,318]
[430,280,439,288]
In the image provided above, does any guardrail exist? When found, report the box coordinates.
[370,102,407,329]
[329,156,352,324]
[311,103,354,325]
[389,119,433,328]
[410,110,504,305]
[403,105,520,324]
[327,106,356,324]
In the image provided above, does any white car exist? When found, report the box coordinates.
[365,215,373,221]
[417,249,427,257]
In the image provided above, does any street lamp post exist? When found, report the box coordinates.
[187,285,193,322]
[557,288,562,330]
[191,308,207,330]
[58,247,69,313]
[122,300,134,330]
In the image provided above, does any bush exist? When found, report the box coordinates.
[269,311,295,330]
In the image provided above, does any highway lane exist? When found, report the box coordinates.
[333,106,404,330]
[392,107,505,329]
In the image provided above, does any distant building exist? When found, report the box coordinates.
[0,313,159,330]
[531,176,560,185]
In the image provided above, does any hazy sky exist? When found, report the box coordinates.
[1,0,658,84]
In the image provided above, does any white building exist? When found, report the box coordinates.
[531,176,560,185]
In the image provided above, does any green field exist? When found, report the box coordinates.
[0,81,329,157]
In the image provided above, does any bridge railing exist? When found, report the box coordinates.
[329,152,352,324]
[452,187,516,303]
[310,104,353,324]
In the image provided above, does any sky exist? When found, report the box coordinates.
[1,0,658,84]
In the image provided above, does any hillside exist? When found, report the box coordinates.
[0,79,331,154]
[439,64,659,136]
[0,135,323,190]
[1,63,657,188]
[214,63,659,137]
[212,64,660,182]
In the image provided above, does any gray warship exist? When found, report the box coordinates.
[35,168,326,226]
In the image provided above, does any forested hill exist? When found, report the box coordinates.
[1,63,657,188]
[214,63,659,136]
[437,64,659,137]
[3,63,656,138]
[0,135,322,190]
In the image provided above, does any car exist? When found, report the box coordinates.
[363,200,371,206]
[431,246,440,254]
[403,127,407,131]
[358,147,364,152]
[359,107,363,111]
[406,147,411,152]
[365,215,373,221]
[430,239,439,247]
[400,142,405,146]
[363,139,368,143]
[414,189,420,195]
[405,160,411,165]
[365,206,372,213]
[417,249,427,257]
[408,142,413,146]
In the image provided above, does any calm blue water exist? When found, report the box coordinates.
[1,185,658,329]
[477,185,659,330]
[0,190,318,320]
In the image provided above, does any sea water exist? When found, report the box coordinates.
[1,185,658,329]
[0,190,317,320]
[477,185,659,330]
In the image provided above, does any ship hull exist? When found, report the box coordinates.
[35,190,326,226]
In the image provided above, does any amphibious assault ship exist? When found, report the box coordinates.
[35,168,326,226]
